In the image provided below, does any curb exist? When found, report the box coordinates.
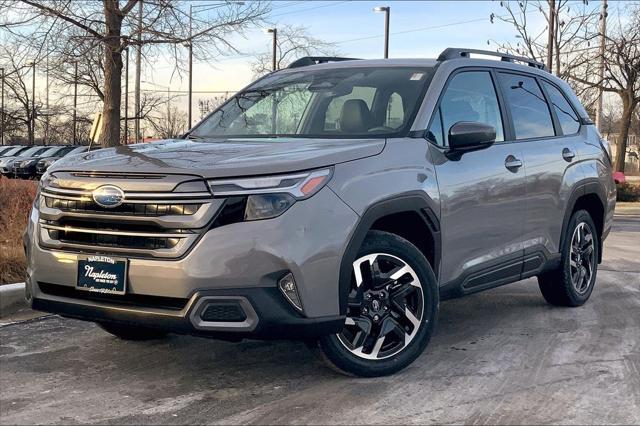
[0,282,28,318]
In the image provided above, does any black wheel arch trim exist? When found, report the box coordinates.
[560,180,607,263]
[338,192,441,315]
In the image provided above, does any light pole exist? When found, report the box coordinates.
[124,47,130,144]
[266,28,277,71]
[0,67,4,146]
[187,2,244,129]
[30,60,36,146]
[73,62,78,144]
[373,6,390,59]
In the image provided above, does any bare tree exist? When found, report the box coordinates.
[569,5,640,172]
[0,43,39,144]
[147,104,187,139]
[251,25,338,77]
[1,0,269,147]
[198,95,230,120]
[490,0,597,77]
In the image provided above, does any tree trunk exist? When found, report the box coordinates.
[100,1,124,147]
[614,92,635,173]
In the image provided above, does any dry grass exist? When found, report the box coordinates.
[0,177,37,284]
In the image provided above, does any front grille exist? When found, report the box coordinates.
[46,227,181,250]
[44,197,201,216]
[38,174,219,258]
[38,282,189,311]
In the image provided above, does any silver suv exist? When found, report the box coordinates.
[25,48,616,377]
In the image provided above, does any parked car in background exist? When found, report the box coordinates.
[11,146,79,179]
[613,171,626,184]
[36,146,89,178]
[0,146,49,177]
[0,146,22,157]
[0,146,29,158]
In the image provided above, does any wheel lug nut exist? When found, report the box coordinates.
[383,306,388,311]
[362,307,368,314]
[373,315,379,322]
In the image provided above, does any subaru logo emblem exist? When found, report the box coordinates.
[92,185,125,208]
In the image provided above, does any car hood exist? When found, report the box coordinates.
[50,138,386,178]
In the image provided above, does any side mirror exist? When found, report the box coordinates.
[448,121,496,152]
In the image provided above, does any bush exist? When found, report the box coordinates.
[0,177,38,284]
[616,182,640,202]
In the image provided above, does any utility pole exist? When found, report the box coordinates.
[374,6,390,58]
[45,52,49,145]
[135,0,143,143]
[30,60,36,146]
[73,62,78,144]
[595,0,608,132]
[546,0,556,73]
[0,67,4,146]
[188,5,193,128]
[124,47,129,144]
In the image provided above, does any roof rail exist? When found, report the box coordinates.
[437,48,548,71]
[287,56,361,69]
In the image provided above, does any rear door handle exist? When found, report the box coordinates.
[505,155,523,171]
[562,148,576,162]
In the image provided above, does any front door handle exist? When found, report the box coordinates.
[562,148,576,162]
[505,155,523,171]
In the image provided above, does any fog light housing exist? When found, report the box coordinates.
[278,273,303,313]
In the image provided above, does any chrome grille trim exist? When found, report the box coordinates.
[42,192,205,205]
[42,186,212,200]
[40,223,192,239]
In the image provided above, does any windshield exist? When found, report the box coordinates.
[67,146,88,155]
[17,147,47,157]
[1,147,23,156]
[190,66,433,139]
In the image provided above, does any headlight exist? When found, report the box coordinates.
[20,159,36,168]
[208,168,332,221]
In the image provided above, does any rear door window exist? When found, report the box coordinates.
[498,73,555,139]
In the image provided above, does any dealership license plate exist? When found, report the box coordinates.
[77,255,128,295]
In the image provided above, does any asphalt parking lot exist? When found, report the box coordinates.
[1,207,639,425]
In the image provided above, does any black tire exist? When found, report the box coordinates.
[317,230,439,377]
[97,322,168,341]
[538,209,599,307]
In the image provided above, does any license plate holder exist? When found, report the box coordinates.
[77,255,128,295]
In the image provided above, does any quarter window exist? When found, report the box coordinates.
[542,81,580,135]
[435,71,504,146]
[498,73,555,139]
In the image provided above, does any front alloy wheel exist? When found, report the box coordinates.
[317,230,438,377]
[338,253,424,360]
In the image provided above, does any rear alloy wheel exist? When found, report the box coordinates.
[538,209,599,307]
[318,231,438,377]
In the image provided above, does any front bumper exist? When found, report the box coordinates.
[26,186,358,338]
[30,282,344,340]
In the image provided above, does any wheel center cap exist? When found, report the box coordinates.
[372,299,381,311]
